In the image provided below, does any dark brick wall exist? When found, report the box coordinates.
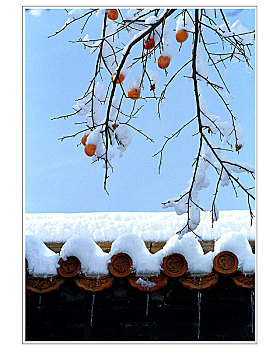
[25,276,255,342]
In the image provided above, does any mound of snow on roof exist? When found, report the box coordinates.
[109,233,161,276]
[24,211,255,243]
[214,232,255,273]
[60,236,109,277]
[157,234,213,275]
[25,235,60,277]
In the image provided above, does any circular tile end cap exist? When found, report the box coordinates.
[108,253,132,277]
[213,251,238,275]
[162,253,188,277]
[57,256,81,278]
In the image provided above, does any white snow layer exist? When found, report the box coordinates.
[60,236,109,276]
[158,234,214,275]
[25,212,255,276]
[25,211,255,243]
[25,235,60,277]
[109,233,161,276]
[214,232,255,273]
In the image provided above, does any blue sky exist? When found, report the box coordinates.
[25,8,255,213]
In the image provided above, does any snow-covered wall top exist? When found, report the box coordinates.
[25,210,255,243]
[25,231,255,277]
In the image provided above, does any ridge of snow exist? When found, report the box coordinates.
[156,234,214,275]
[60,236,109,277]
[214,232,255,273]
[24,211,255,243]
[25,235,60,277]
[109,233,161,276]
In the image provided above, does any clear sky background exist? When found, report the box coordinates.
[25,8,255,213]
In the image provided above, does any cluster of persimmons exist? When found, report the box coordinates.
[83,9,189,157]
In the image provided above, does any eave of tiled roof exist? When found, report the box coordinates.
[26,236,255,294]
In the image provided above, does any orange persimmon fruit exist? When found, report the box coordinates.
[176,30,188,43]
[111,72,125,84]
[158,56,171,69]
[107,9,118,21]
[236,144,242,151]
[84,144,96,157]
[81,134,88,146]
[143,38,155,50]
[128,88,141,100]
